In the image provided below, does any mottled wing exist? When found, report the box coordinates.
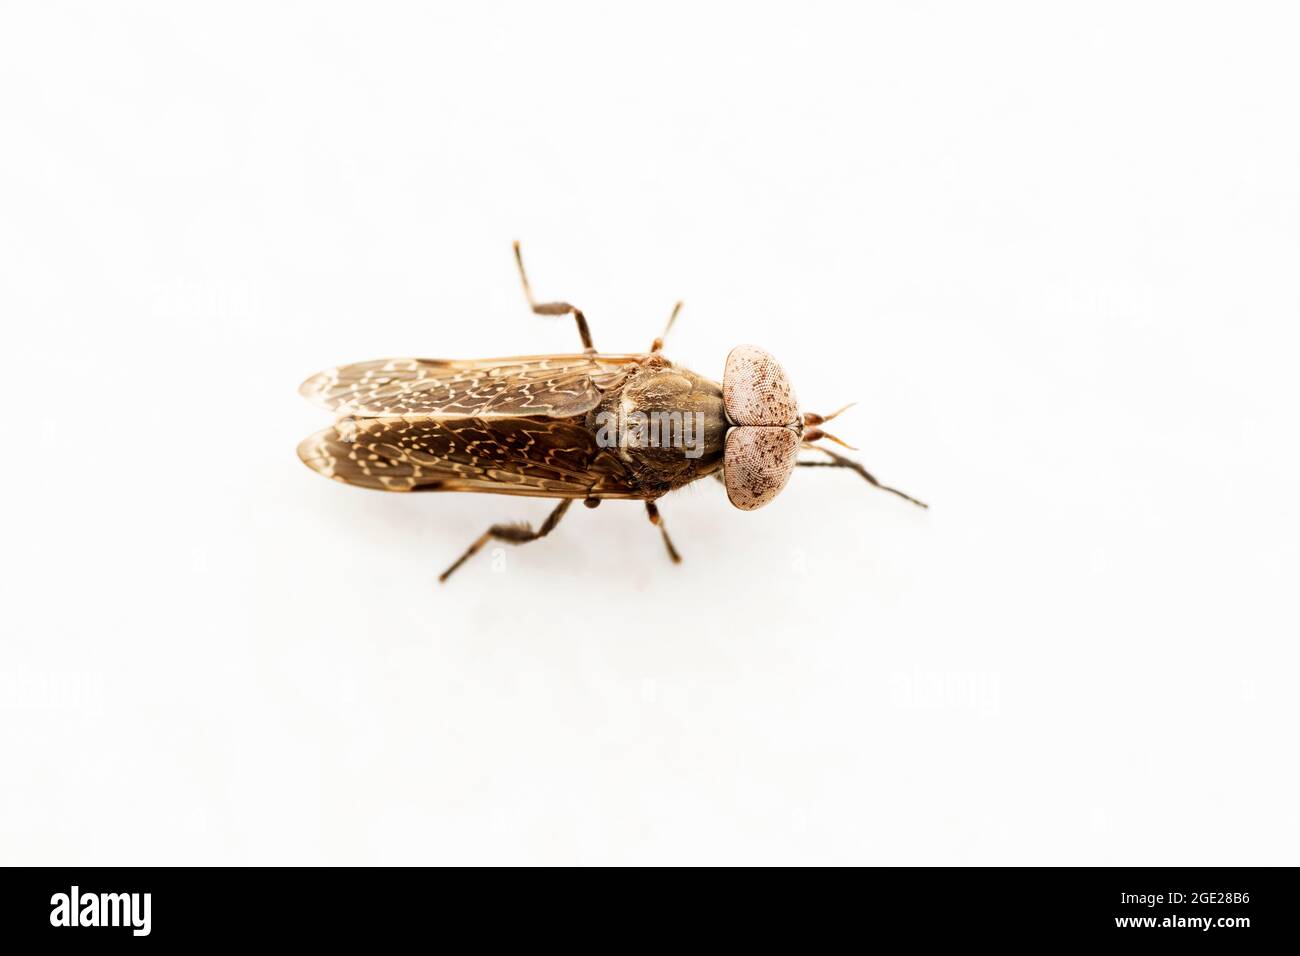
[299,354,640,418]
[296,415,643,499]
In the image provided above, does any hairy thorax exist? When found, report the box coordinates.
[588,356,727,495]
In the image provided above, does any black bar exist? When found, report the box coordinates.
[1,866,1293,944]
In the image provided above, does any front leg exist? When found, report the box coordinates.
[797,446,928,509]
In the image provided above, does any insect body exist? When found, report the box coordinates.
[298,243,926,581]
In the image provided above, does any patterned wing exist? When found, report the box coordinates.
[298,354,641,418]
[296,415,643,498]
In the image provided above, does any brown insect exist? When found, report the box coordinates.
[297,243,927,581]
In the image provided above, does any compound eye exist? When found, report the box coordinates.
[724,426,798,511]
[723,345,799,426]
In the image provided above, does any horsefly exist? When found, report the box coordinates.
[297,243,927,582]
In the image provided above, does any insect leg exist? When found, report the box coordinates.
[644,501,682,564]
[512,241,595,352]
[650,301,683,353]
[438,499,574,582]
[797,446,929,509]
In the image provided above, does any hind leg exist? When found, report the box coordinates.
[439,499,573,582]
[512,242,595,352]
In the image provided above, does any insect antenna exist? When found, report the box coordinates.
[802,427,857,451]
[803,403,856,427]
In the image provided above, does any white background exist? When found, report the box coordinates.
[2,2,1296,865]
